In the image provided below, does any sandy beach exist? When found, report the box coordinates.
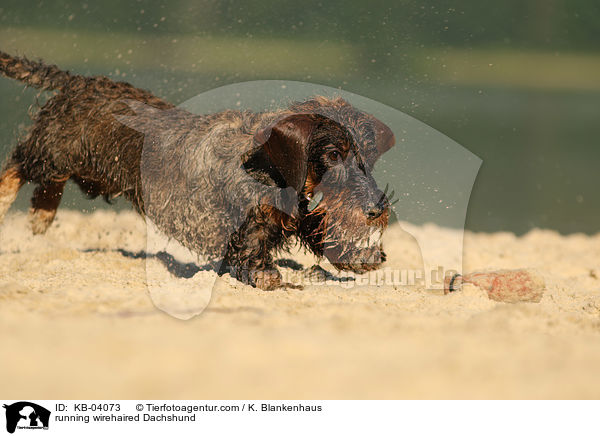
[0,209,599,399]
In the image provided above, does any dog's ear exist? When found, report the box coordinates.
[372,118,395,156]
[249,114,316,192]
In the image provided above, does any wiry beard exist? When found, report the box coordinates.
[302,192,388,273]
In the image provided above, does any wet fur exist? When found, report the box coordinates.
[0,51,394,290]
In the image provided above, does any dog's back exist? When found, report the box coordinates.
[0,51,173,230]
[0,51,278,257]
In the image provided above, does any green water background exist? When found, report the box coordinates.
[0,0,598,235]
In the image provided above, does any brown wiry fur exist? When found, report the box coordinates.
[0,51,394,290]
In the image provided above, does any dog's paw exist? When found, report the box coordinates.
[331,246,387,273]
[29,208,56,235]
[221,264,283,290]
[250,269,283,291]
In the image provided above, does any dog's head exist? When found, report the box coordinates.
[246,96,395,273]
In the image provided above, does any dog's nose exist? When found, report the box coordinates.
[364,199,386,220]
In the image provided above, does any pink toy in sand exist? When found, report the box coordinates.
[444,269,545,303]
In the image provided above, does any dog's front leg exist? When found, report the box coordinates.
[220,206,285,290]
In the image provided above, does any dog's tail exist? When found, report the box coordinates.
[0,50,73,91]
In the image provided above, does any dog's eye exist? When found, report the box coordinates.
[327,150,341,162]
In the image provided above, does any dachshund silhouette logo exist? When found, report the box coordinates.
[3,402,50,434]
